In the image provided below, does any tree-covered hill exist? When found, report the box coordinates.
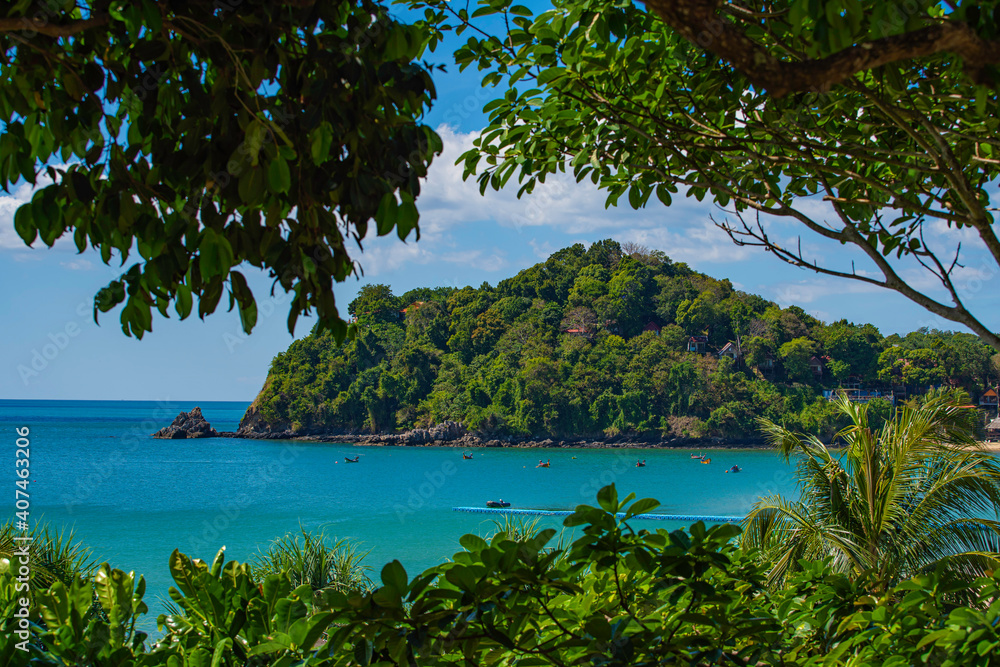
[243,241,999,439]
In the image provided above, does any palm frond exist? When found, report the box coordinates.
[0,521,96,587]
[744,389,1000,591]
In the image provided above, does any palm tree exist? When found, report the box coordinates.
[742,389,1000,591]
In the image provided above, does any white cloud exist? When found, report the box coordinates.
[354,125,761,276]
[60,258,94,271]
[0,181,39,250]
[615,222,755,265]
[528,239,556,259]
[767,278,881,306]
[420,126,732,238]
[439,249,507,272]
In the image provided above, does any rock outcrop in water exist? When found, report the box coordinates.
[152,407,219,439]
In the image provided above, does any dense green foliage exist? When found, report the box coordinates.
[744,390,1000,590]
[413,0,1000,348]
[251,528,374,595]
[8,488,1000,665]
[1,0,442,338]
[252,240,999,439]
[0,522,95,589]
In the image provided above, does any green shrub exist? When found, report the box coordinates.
[251,528,373,595]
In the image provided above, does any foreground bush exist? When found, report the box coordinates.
[3,486,1000,665]
[250,527,373,596]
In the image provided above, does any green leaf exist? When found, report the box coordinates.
[13,203,36,245]
[291,612,336,652]
[93,564,117,614]
[273,598,308,632]
[381,560,408,591]
[459,534,488,552]
[175,284,193,319]
[624,497,660,517]
[246,121,269,167]
[199,229,234,279]
[596,484,618,513]
[310,122,333,163]
[211,637,233,667]
[62,71,86,101]
[168,550,200,598]
[354,639,373,665]
[537,67,566,85]
[396,199,418,241]
[268,156,291,194]
[249,640,291,656]
[209,547,226,577]
[229,270,257,333]
[375,193,398,236]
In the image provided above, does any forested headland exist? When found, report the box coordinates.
[242,240,1000,441]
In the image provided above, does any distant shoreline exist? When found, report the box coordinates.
[218,430,778,450]
[216,430,1000,452]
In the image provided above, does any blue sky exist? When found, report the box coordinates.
[1,10,998,401]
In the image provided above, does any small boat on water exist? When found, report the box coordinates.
[726,465,741,473]
[701,458,712,464]
[536,460,550,468]
[636,460,646,468]
[345,456,360,463]
[690,453,704,460]
[486,500,510,508]
[463,453,473,459]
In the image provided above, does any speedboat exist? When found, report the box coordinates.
[486,500,510,508]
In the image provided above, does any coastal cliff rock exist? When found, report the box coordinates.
[238,401,290,436]
[152,407,219,439]
[366,420,467,445]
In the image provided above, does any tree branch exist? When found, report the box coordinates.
[718,210,1000,350]
[639,0,1000,96]
[0,15,108,38]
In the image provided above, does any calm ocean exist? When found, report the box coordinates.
[1,399,796,631]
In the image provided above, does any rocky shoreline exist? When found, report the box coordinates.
[158,408,772,449]
[217,418,772,450]
[219,432,772,450]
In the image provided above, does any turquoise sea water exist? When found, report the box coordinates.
[1,399,797,630]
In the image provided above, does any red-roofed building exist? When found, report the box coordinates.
[982,388,999,415]
[687,335,708,354]
[981,388,998,407]
[643,322,661,335]
[401,301,426,314]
